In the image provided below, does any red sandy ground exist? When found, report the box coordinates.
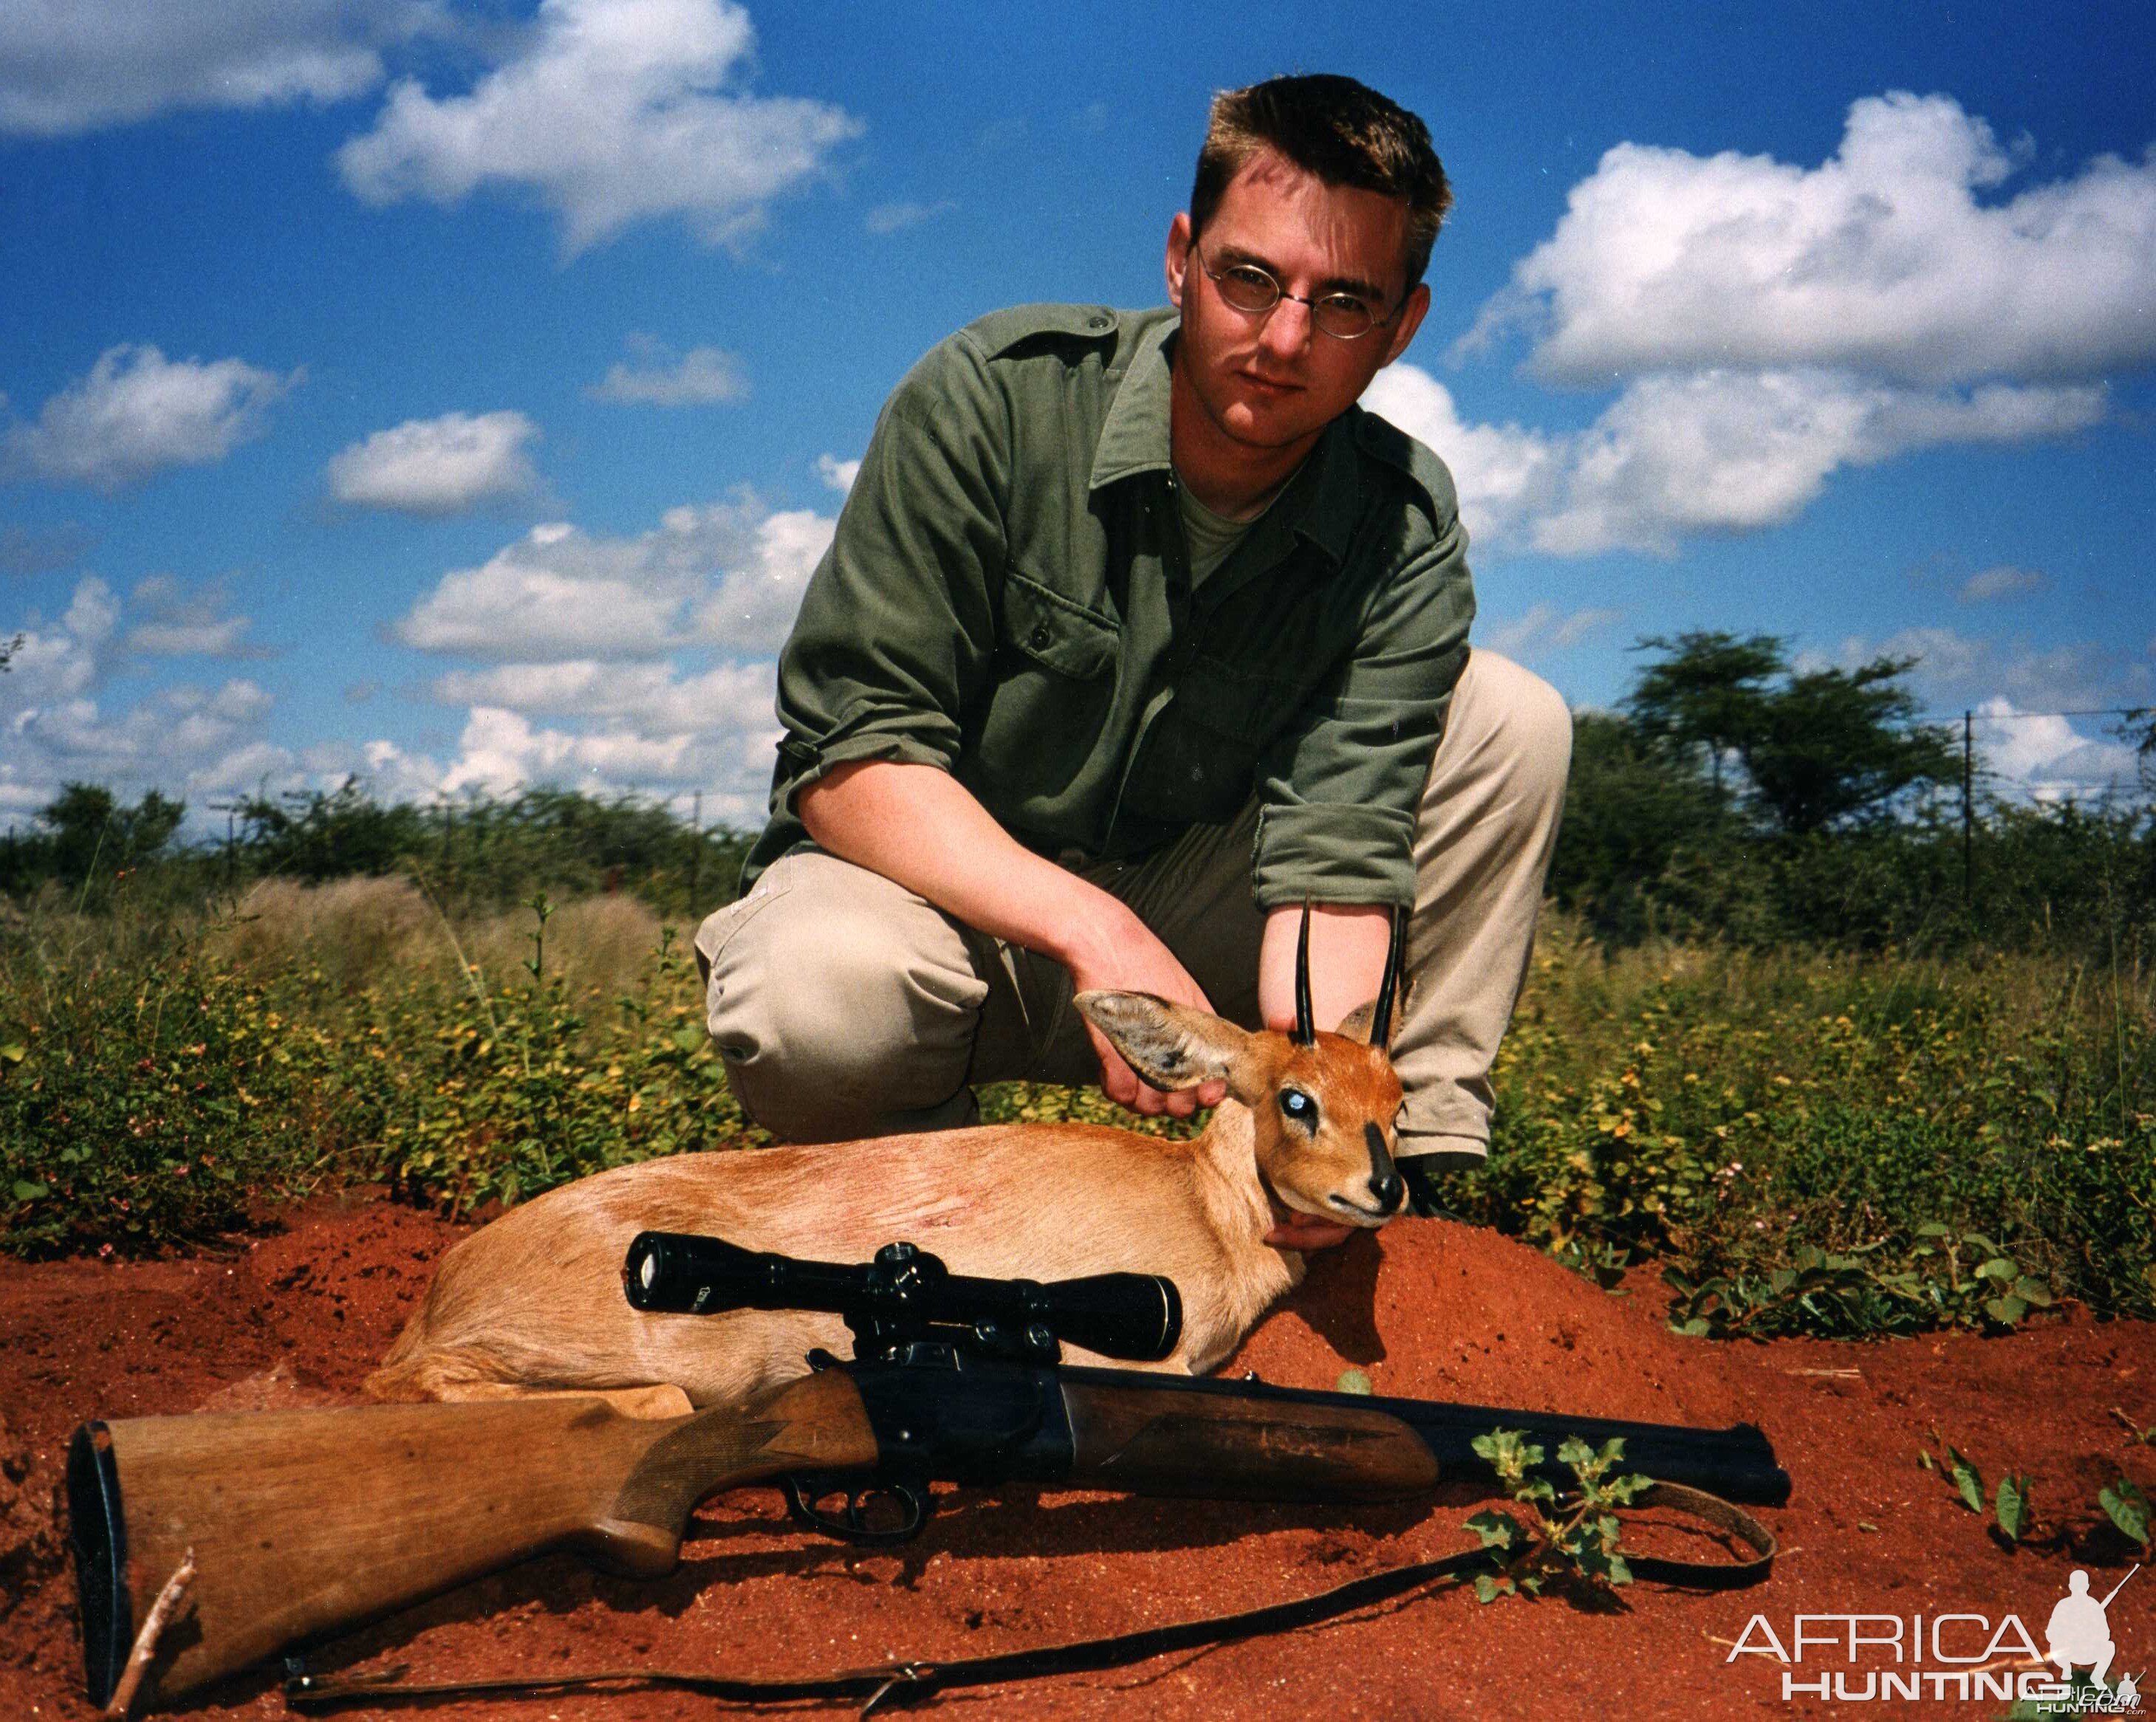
[3,1193,2152,1721]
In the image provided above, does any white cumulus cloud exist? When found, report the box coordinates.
[434,704,772,817]
[394,492,828,660]
[588,336,747,405]
[4,345,298,491]
[0,0,425,137]
[335,0,862,255]
[123,574,266,659]
[326,409,541,514]
[0,575,292,817]
[428,658,772,733]
[1359,367,1557,546]
[691,508,833,654]
[1957,565,2048,604]
[391,492,833,806]
[1850,625,2145,717]
[1364,364,2103,558]
[1481,603,1623,662]
[1967,700,2140,802]
[1467,92,2156,387]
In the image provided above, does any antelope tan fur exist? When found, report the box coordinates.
[369,907,1414,1410]
[69,1363,1445,1711]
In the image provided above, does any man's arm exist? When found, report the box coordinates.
[1256,902,1393,1037]
[1248,516,1471,918]
[798,761,1227,1117]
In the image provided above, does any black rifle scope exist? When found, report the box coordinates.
[623,1231,1182,1365]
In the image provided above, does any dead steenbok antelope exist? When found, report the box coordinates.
[369,906,1411,1413]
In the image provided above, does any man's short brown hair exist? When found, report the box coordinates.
[1190,74,1451,293]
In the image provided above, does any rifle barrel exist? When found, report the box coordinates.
[1055,1365,1792,1506]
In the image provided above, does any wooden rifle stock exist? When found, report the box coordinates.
[67,1372,876,1713]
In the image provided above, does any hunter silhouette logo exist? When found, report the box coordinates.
[2046,1566,2139,1701]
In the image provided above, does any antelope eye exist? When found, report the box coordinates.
[1279,1088,1315,1125]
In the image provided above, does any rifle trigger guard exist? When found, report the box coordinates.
[783,1472,931,1545]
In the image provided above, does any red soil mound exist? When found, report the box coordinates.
[3,1196,2151,1720]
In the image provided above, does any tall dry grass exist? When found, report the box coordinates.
[203,879,678,1011]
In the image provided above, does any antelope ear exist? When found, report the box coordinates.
[1073,992,1258,1094]
[1334,976,1413,1046]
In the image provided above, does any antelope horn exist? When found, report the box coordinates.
[1292,898,1315,1046]
[1369,903,1409,1052]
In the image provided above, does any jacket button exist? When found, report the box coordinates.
[1029,623,1053,648]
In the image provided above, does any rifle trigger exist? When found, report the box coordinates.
[784,1472,931,1544]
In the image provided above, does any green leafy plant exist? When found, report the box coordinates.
[1994,1474,2031,1544]
[2100,1476,2151,1551]
[1462,1429,1652,1603]
[1917,1439,2037,1546]
[1914,1433,1987,1512]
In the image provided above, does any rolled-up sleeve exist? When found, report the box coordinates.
[1250,507,1474,909]
[768,340,1009,817]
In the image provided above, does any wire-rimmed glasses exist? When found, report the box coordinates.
[1191,244,1394,341]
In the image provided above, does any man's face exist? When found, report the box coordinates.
[1166,150,1431,459]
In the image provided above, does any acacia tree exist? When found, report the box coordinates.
[39,783,188,882]
[1626,631,1782,795]
[1625,631,1960,834]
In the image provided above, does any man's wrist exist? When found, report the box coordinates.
[1026,872,1139,979]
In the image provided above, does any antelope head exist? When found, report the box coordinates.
[1074,904,1409,1229]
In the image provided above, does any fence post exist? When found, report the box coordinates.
[1962,710,1974,900]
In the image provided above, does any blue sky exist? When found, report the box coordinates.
[4,0,2152,833]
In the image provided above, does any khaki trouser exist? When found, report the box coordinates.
[697,648,1571,1159]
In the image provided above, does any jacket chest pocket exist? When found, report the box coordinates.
[997,567,1120,676]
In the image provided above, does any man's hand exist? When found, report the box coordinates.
[1058,899,1228,1119]
[1263,1212,1356,1251]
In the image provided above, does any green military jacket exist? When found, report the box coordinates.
[746,303,1475,908]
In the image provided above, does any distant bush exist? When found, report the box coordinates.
[0,778,757,922]
[1550,636,2155,960]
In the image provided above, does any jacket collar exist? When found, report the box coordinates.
[1087,310,1361,568]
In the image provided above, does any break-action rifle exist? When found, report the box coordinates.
[68,1232,1790,1714]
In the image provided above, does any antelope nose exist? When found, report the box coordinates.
[1363,1123,1404,1215]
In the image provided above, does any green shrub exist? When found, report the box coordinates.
[0,952,343,1254]
[1449,929,2156,1335]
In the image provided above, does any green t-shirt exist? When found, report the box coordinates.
[1177,470,1270,587]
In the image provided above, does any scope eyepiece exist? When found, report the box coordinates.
[623,1231,1182,1364]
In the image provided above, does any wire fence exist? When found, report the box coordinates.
[1929,704,2152,806]
[1920,705,2150,898]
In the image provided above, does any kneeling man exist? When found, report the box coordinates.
[699,74,1571,1244]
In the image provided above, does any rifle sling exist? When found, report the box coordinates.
[284,1481,1774,1717]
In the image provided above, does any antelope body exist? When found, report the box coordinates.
[372,918,1410,1412]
